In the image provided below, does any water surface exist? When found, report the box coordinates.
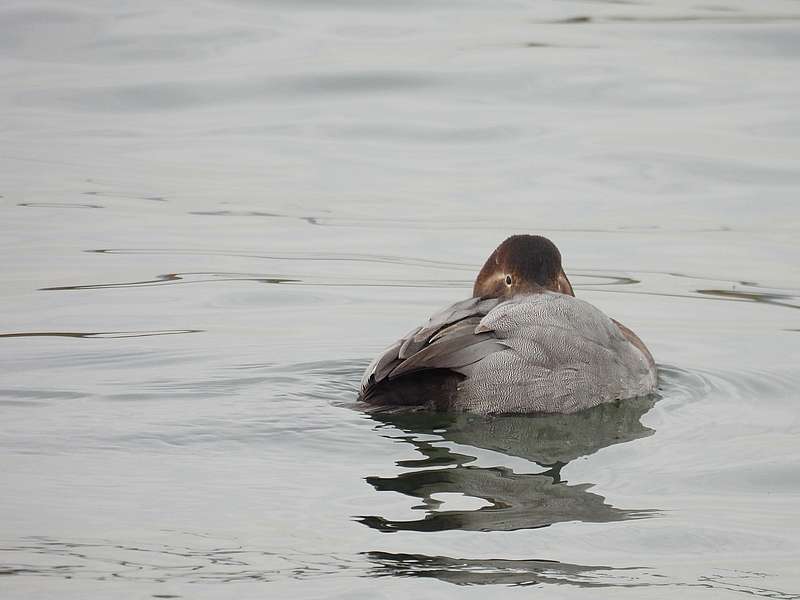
[1,0,799,598]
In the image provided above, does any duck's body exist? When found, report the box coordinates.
[359,235,657,414]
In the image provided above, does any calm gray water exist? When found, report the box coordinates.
[2,0,800,598]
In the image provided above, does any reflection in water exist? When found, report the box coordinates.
[0,537,360,584]
[3,537,795,596]
[0,537,650,590]
[364,552,800,597]
[359,396,658,533]
[365,552,644,587]
[358,368,800,596]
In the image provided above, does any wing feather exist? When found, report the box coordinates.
[360,297,504,396]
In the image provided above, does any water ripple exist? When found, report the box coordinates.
[36,250,799,312]
[0,330,201,339]
[17,202,103,209]
[3,537,798,597]
[547,13,800,24]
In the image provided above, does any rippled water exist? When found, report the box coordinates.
[2,0,800,598]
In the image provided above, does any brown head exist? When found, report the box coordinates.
[472,235,575,299]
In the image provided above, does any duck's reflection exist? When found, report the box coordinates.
[364,551,645,587]
[359,396,658,533]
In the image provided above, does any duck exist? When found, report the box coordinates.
[359,234,657,414]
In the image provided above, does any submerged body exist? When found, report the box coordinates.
[359,235,657,414]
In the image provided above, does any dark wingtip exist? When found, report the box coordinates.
[360,371,462,410]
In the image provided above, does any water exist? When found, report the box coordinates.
[1,0,799,598]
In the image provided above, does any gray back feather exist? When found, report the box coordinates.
[457,293,656,414]
[361,292,657,414]
[360,297,503,390]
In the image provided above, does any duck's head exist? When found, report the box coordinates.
[472,235,575,299]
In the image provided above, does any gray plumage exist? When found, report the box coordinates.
[360,292,657,414]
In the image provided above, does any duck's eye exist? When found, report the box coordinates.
[505,275,513,286]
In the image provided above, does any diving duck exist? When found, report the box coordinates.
[359,235,657,414]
